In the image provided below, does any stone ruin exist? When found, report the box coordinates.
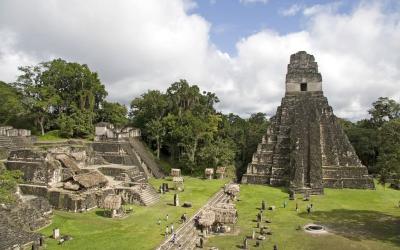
[0,126,33,159]
[0,196,51,250]
[93,122,165,178]
[94,122,141,141]
[4,142,161,213]
[242,51,374,194]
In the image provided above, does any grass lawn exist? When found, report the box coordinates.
[36,130,65,142]
[206,182,400,250]
[39,177,229,250]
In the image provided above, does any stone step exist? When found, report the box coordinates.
[138,185,161,206]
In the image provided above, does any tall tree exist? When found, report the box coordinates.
[130,90,168,131]
[16,59,107,137]
[146,119,165,159]
[376,119,400,187]
[0,81,25,125]
[368,97,400,127]
[15,65,61,135]
[97,101,128,127]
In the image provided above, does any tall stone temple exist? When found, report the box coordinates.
[241,51,374,194]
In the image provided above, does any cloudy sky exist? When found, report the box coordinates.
[0,0,399,120]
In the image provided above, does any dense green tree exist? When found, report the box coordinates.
[16,59,107,137]
[368,97,400,127]
[0,81,25,125]
[376,119,400,187]
[130,90,168,131]
[197,138,236,169]
[146,119,165,159]
[15,66,61,135]
[341,119,380,173]
[130,80,236,174]
[97,101,128,127]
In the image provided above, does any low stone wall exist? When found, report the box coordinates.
[6,161,62,185]
[92,142,122,153]
[98,165,140,178]
[323,177,375,189]
[242,174,270,184]
[115,187,142,205]
[8,149,46,161]
[322,166,374,189]
[19,185,48,198]
[19,184,115,211]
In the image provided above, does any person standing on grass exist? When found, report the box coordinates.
[166,214,169,221]
[295,202,299,212]
[165,225,169,238]
[171,224,174,234]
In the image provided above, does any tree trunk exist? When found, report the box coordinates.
[39,116,45,136]
[156,136,160,159]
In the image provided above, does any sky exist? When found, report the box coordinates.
[0,0,399,120]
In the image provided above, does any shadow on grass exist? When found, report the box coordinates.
[298,209,400,246]
[95,210,106,217]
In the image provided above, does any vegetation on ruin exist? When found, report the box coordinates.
[0,168,23,204]
[39,177,228,250]
[205,181,400,250]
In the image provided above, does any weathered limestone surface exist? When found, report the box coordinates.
[0,197,50,250]
[242,51,374,194]
[6,149,62,185]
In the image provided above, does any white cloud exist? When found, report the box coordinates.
[280,4,303,16]
[0,0,399,121]
[239,0,269,5]
[303,2,342,16]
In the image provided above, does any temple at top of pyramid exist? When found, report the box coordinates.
[241,51,374,195]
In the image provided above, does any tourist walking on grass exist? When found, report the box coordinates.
[166,214,169,221]
[165,226,169,238]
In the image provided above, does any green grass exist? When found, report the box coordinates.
[39,177,229,250]
[205,182,400,250]
[37,130,66,142]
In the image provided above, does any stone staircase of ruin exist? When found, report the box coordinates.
[129,170,147,183]
[119,142,151,178]
[0,135,17,151]
[128,138,165,178]
[10,136,33,149]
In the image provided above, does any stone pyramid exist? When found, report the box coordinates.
[242,51,374,194]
